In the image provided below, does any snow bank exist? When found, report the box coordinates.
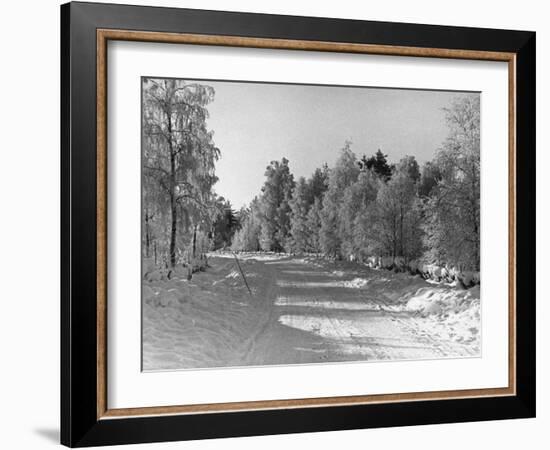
[404,286,479,315]
[211,251,291,262]
[364,255,480,287]
[292,255,481,354]
[142,256,273,370]
[399,285,481,353]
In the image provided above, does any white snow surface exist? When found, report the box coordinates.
[142,254,481,370]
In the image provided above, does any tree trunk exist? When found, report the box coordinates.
[169,194,177,268]
[192,224,197,258]
[470,161,480,271]
[399,205,404,257]
[167,109,177,268]
[471,196,480,271]
[392,216,397,259]
[145,209,150,258]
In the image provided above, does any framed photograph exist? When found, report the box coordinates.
[61,1,535,447]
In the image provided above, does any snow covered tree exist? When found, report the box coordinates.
[370,156,422,260]
[143,78,220,267]
[231,197,262,252]
[288,165,330,254]
[143,166,168,263]
[258,158,295,252]
[397,155,421,185]
[418,161,442,198]
[340,170,380,260]
[320,142,359,258]
[423,95,480,270]
[306,197,324,253]
[306,165,330,204]
[394,156,423,258]
[288,177,311,253]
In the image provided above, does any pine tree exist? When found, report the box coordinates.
[359,149,394,180]
[212,199,238,249]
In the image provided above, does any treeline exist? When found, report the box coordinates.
[230,96,480,272]
[141,80,480,275]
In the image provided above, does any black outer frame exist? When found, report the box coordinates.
[60,1,535,447]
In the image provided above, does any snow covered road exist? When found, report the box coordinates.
[240,256,477,365]
[143,254,480,370]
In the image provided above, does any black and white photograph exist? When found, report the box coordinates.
[141,78,481,371]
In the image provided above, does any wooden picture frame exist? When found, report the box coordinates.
[61,1,535,447]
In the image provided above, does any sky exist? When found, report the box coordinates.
[198,79,477,209]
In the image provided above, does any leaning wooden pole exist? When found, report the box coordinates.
[232,252,252,296]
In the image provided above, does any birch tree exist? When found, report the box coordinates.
[143,78,220,267]
[423,96,480,270]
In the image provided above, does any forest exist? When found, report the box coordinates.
[142,78,480,279]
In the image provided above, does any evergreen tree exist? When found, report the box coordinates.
[359,149,394,180]
[212,199,238,249]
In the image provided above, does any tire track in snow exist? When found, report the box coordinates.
[290,269,388,361]
[237,259,280,365]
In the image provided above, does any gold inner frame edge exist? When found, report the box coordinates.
[96,29,517,420]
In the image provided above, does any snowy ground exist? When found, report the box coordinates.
[142,253,480,370]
